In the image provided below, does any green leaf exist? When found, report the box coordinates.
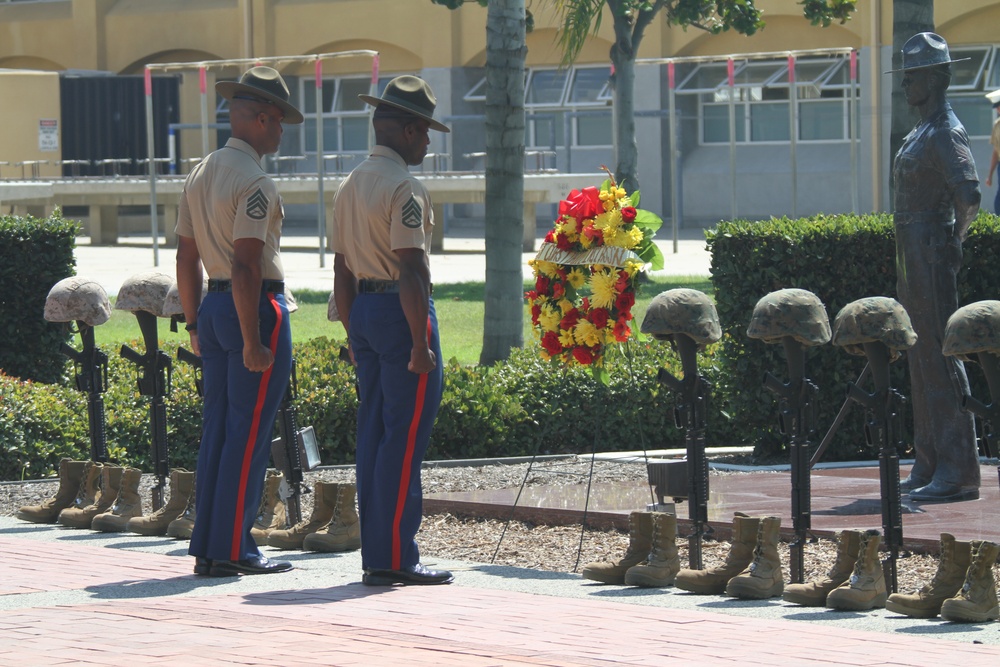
[592,364,610,386]
[634,209,663,234]
[630,190,641,208]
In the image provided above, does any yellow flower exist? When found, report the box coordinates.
[538,305,561,332]
[535,260,561,278]
[574,319,602,347]
[558,298,575,314]
[579,232,594,249]
[623,259,643,277]
[566,267,587,289]
[559,328,576,348]
[590,269,617,310]
[621,226,643,249]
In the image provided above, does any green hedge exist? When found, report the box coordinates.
[0,212,79,384]
[1,335,687,480]
[706,211,1000,461]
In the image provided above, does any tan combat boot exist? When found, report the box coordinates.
[59,464,124,528]
[91,467,144,532]
[126,468,194,536]
[166,472,196,539]
[250,470,286,542]
[886,533,972,618]
[303,483,362,552]
[581,511,654,585]
[939,540,1000,623]
[54,461,103,528]
[624,512,680,587]
[267,481,337,550]
[16,459,88,524]
[783,529,863,606]
[826,529,887,610]
[726,515,784,599]
[674,512,760,595]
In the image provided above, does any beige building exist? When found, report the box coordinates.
[2,0,1000,228]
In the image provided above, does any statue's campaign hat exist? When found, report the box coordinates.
[359,75,450,133]
[986,89,1000,108]
[887,32,969,73]
[216,66,304,124]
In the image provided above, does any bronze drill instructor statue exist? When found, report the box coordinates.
[892,32,981,502]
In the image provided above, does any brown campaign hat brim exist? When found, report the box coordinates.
[885,57,969,74]
[217,73,304,125]
[359,93,450,133]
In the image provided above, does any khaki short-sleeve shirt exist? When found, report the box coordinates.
[991,116,1000,153]
[175,138,285,280]
[331,145,433,281]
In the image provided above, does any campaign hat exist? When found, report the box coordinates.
[359,75,450,133]
[886,32,969,73]
[216,66,303,124]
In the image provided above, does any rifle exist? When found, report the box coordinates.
[844,341,904,593]
[61,322,109,463]
[176,346,203,397]
[763,337,818,585]
[656,334,710,570]
[271,358,320,526]
[120,311,172,510]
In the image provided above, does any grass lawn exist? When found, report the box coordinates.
[100,276,713,366]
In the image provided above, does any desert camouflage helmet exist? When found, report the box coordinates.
[832,297,916,361]
[161,280,209,318]
[943,300,1000,361]
[44,276,112,326]
[284,287,298,314]
[747,288,831,346]
[114,271,174,317]
[640,288,721,345]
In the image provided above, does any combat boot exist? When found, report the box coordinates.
[303,483,362,552]
[16,459,88,524]
[624,512,680,587]
[58,464,124,528]
[581,511,654,585]
[91,467,144,532]
[126,468,193,536]
[726,516,784,599]
[783,529,863,606]
[250,470,286,542]
[267,481,337,550]
[939,540,1000,623]
[53,461,103,528]
[826,529,887,610]
[674,512,760,595]
[886,533,972,618]
[166,472,196,539]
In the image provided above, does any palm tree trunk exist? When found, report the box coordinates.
[480,0,526,365]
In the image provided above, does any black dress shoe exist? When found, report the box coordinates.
[362,563,454,586]
[899,475,930,492]
[208,554,293,577]
[193,557,213,575]
[908,479,979,502]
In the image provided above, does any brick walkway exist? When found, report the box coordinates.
[2,532,998,666]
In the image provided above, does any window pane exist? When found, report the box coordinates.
[527,69,569,105]
[342,117,369,150]
[736,62,786,87]
[750,102,789,141]
[464,77,487,101]
[950,47,989,89]
[576,112,612,146]
[792,59,839,85]
[301,82,317,115]
[678,63,731,92]
[569,68,609,105]
[951,95,993,136]
[800,100,844,140]
[323,117,339,152]
[336,78,370,112]
[703,103,745,142]
[528,111,564,147]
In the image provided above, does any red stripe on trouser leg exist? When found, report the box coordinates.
[390,316,433,570]
[229,293,284,561]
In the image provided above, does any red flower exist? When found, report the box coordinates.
[573,346,596,365]
[560,309,580,330]
[621,206,637,223]
[551,281,566,299]
[589,307,609,329]
[615,291,635,313]
[535,275,550,294]
[530,303,541,324]
[615,270,630,292]
[544,229,556,244]
[582,225,604,245]
[613,319,631,342]
[555,233,573,251]
[541,331,563,356]
[559,186,603,221]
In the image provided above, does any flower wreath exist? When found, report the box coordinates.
[526,169,663,381]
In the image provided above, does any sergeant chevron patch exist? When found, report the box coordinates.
[401,195,423,229]
[246,188,269,220]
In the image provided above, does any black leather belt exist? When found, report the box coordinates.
[357,279,434,295]
[207,279,285,293]
[358,279,400,294]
